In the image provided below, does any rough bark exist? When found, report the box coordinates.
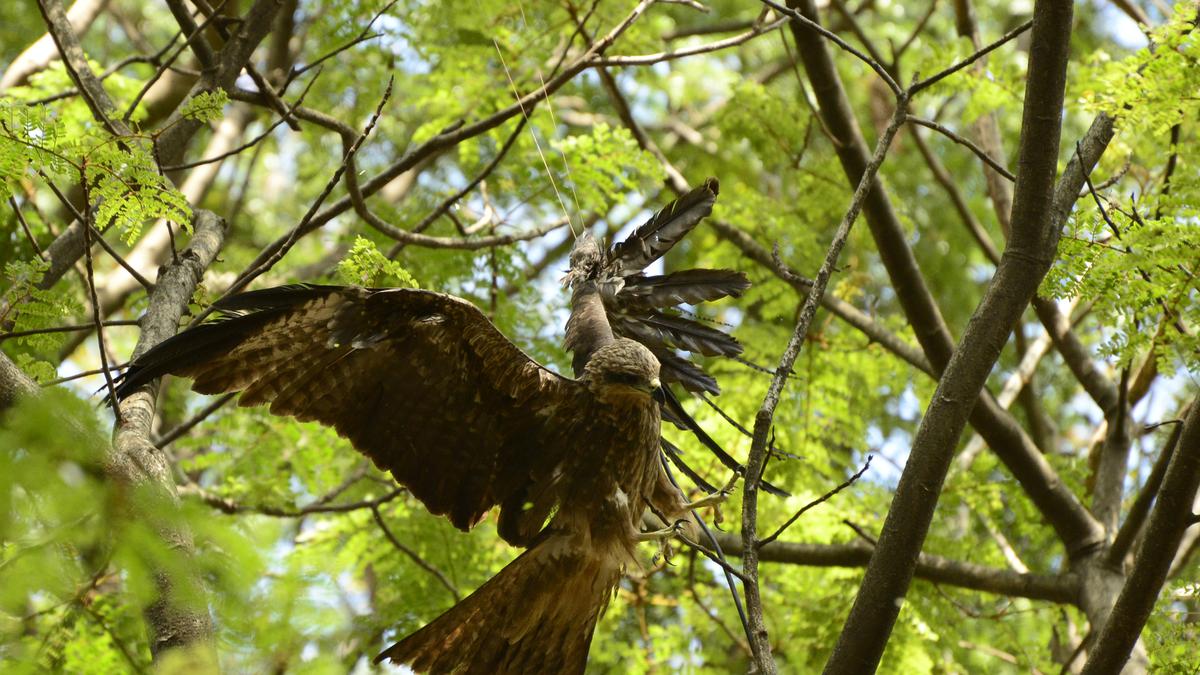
[107,210,227,661]
[0,352,39,413]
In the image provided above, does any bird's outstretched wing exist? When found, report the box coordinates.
[115,284,574,540]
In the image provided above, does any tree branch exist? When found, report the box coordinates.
[107,210,227,661]
[1081,397,1200,674]
[714,534,1078,604]
[824,0,1077,669]
[741,88,911,675]
[785,0,1103,557]
[0,351,39,413]
[34,0,131,137]
[1107,416,1186,566]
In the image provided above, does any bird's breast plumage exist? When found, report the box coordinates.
[543,389,662,551]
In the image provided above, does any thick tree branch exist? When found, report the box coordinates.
[154,0,283,166]
[715,534,1078,604]
[786,0,1102,556]
[107,210,227,661]
[1081,397,1200,674]
[824,0,1077,670]
[35,0,131,137]
[0,352,39,413]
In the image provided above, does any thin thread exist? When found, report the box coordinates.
[493,38,578,239]
[533,65,585,224]
[517,0,585,224]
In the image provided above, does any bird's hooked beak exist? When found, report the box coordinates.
[650,377,664,404]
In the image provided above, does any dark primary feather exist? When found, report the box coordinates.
[660,387,788,497]
[610,177,719,276]
[660,439,718,494]
[615,311,743,357]
[648,346,718,395]
[619,268,751,308]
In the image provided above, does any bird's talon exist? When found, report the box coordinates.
[684,473,743,512]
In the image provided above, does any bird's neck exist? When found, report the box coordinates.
[564,281,615,377]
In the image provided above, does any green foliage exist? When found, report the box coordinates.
[1,66,192,245]
[552,123,664,213]
[2,259,81,379]
[1145,581,1200,673]
[0,389,145,671]
[1085,6,1200,135]
[1042,203,1200,371]
[178,90,229,123]
[0,102,73,199]
[85,140,192,243]
[336,236,419,288]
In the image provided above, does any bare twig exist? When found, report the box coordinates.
[160,70,320,171]
[386,117,528,258]
[714,533,1077,604]
[740,89,912,675]
[122,0,230,124]
[79,164,121,417]
[10,197,46,259]
[210,77,393,311]
[758,456,872,548]
[370,506,462,602]
[595,17,788,65]
[153,392,238,448]
[1,319,140,342]
[182,483,405,517]
[759,0,902,95]
[909,19,1034,94]
[230,1,655,279]
[40,363,127,387]
[906,115,1016,182]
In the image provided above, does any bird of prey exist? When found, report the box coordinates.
[113,284,701,673]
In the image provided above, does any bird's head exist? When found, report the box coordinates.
[583,339,662,402]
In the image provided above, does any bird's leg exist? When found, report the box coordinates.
[638,518,693,565]
[682,473,742,526]
[636,519,690,542]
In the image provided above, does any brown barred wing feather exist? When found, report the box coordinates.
[114,285,574,540]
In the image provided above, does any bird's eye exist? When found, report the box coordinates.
[607,372,643,386]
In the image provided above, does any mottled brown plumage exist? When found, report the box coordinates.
[114,284,695,673]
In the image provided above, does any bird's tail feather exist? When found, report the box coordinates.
[376,531,619,675]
